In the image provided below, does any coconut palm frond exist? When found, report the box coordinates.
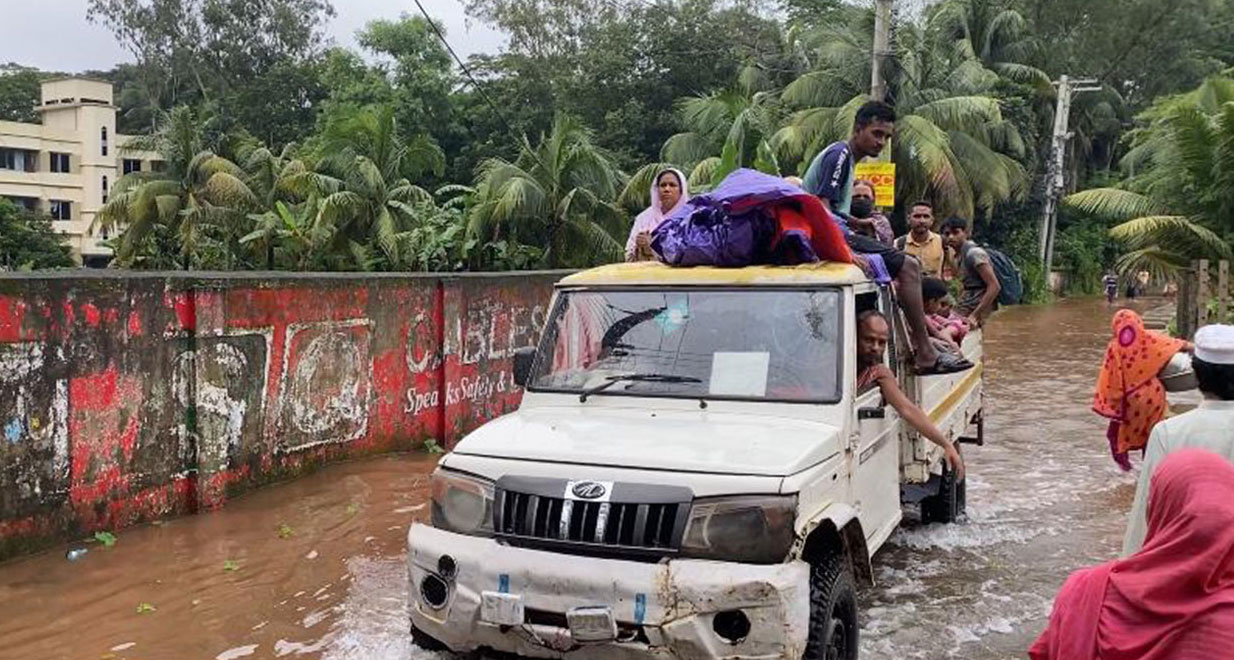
[1064,188,1165,222]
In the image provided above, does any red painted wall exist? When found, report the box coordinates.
[0,272,563,560]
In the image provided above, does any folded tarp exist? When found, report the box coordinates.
[651,168,854,267]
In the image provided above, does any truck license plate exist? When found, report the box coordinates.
[481,592,525,626]
[567,606,617,642]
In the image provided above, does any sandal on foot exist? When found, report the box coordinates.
[916,351,973,376]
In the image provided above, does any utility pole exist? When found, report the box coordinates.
[871,0,894,102]
[1040,75,1102,272]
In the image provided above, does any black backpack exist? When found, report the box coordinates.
[980,244,1024,305]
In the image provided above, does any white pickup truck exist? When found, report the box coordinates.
[407,261,984,659]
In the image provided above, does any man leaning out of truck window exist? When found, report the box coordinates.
[857,310,965,480]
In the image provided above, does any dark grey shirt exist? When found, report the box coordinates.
[956,241,992,315]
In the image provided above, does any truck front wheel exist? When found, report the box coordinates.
[802,551,859,660]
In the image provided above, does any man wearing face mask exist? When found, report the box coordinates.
[850,179,894,246]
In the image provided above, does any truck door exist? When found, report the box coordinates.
[851,289,904,550]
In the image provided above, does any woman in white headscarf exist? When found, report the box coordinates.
[625,168,689,262]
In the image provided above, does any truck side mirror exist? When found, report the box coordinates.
[512,347,537,387]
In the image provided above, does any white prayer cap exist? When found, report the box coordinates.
[1194,324,1234,365]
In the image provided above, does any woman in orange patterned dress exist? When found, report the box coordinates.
[1092,309,1191,470]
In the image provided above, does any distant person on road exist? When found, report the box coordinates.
[940,216,1001,328]
[856,311,965,479]
[895,200,947,279]
[1030,449,1234,660]
[1122,324,1233,554]
[804,100,970,376]
[626,168,689,262]
[1093,310,1192,471]
[849,179,894,246]
[1103,271,1119,304]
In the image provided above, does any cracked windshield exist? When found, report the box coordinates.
[532,289,841,401]
[2,0,1233,659]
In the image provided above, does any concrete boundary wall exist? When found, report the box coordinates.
[0,271,565,560]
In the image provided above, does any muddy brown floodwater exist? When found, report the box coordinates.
[0,298,1185,660]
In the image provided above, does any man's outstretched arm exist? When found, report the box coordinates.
[875,368,965,480]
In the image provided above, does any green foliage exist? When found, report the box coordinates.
[469,115,626,268]
[0,200,75,271]
[1064,75,1234,276]
[87,0,335,141]
[95,106,260,269]
[94,531,118,547]
[1053,216,1112,295]
[0,64,46,123]
[772,3,1033,221]
[6,0,1228,276]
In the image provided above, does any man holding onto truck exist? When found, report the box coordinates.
[804,100,971,376]
[857,310,966,480]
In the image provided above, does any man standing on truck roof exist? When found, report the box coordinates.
[857,310,966,480]
[940,216,1001,329]
[804,100,971,376]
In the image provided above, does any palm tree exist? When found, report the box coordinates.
[291,106,445,270]
[468,115,627,268]
[95,106,259,268]
[1064,77,1234,275]
[928,0,1049,90]
[772,7,1031,220]
[660,64,786,188]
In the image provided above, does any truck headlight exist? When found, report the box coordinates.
[680,495,797,564]
[430,469,495,537]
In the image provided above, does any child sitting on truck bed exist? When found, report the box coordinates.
[922,277,969,349]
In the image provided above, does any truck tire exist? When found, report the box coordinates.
[921,458,966,524]
[410,621,449,651]
[802,551,859,660]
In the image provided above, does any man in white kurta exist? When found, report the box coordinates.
[1123,324,1234,555]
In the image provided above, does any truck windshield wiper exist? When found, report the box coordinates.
[579,373,702,402]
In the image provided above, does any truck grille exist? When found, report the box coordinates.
[493,477,692,558]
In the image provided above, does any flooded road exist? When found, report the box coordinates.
[0,298,1177,659]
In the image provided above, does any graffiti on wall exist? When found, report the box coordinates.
[0,275,560,555]
[0,343,69,509]
[277,320,373,451]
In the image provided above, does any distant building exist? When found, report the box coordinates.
[0,78,162,267]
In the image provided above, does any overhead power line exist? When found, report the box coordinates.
[410,0,539,165]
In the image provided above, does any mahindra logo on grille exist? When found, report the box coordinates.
[571,481,607,500]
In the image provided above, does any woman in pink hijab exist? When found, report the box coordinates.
[626,168,688,262]
[1029,449,1234,659]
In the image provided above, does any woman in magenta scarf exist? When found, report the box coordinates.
[625,168,688,262]
[1029,449,1234,659]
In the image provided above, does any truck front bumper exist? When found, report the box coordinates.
[407,524,810,659]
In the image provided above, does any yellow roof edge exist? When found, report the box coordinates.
[558,261,869,287]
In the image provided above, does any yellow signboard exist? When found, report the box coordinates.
[854,162,896,208]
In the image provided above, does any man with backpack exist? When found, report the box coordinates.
[941,216,1002,328]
